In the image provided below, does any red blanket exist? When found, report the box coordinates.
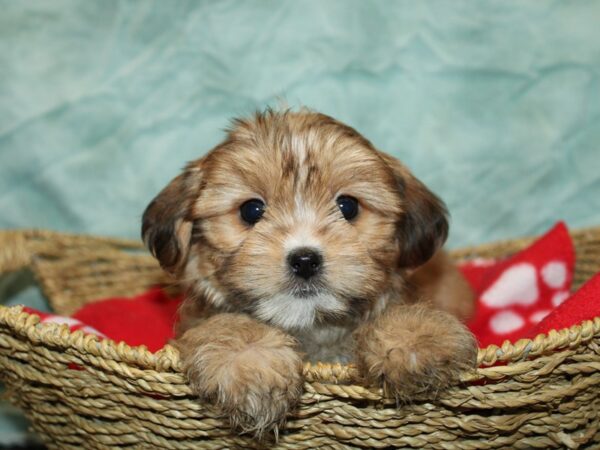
[24,222,600,352]
[463,222,576,346]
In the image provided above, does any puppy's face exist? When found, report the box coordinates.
[143,111,448,330]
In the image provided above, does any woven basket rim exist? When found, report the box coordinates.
[1,303,599,384]
[1,225,600,383]
[5,223,600,253]
[3,223,597,249]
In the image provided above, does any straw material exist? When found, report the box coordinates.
[1,228,600,449]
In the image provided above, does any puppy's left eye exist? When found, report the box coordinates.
[336,195,359,221]
[240,199,265,225]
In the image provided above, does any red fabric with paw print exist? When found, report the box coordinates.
[462,222,577,347]
[20,221,600,352]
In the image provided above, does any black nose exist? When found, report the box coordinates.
[288,248,322,280]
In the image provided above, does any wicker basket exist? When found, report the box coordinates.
[1,228,600,449]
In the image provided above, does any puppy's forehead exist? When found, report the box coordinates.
[201,112,400,212]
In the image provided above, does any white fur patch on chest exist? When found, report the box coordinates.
[255,293,345,330]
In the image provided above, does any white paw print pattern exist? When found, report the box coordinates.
[551,290,570,307]
[481,263,539,308]
[470,257,496,268]
[529,309,551,324]
[489,310,525,334]
[41,315,107,337]
[541,261,567,288]
[484,260,570,335]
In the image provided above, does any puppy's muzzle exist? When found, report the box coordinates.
[288,247,322,280]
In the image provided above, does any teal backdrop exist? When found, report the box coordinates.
[1,0,600,444]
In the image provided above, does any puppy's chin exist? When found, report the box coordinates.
[253,290,347,330]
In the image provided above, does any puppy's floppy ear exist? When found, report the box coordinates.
[141,163,202,275]
[379,152,449,268]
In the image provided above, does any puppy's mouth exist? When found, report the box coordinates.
[287,279,327,299]
[291,285,320,298]
[252,279,347,330]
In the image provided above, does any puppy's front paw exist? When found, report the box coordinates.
[355,305,477,401]
[177,314,303,437]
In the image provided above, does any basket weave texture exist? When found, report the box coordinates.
[1,228,600,449]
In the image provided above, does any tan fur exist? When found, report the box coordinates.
[142,109,477,437]
[176,314,303,436]
[410,251,476,321]
[354,304,477,401]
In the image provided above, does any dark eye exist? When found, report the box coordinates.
[240,199,265,225]
[336,195,359,221]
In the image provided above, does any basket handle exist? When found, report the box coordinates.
[0,230,32,275]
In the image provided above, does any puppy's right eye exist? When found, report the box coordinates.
[336,195,359,221]
[240,199,265,225]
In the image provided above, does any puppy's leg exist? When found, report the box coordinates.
[355,304,477,401]
[176,313,303,436]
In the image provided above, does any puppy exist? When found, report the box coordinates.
[142,109,477,436]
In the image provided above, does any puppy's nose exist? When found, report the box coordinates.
[288,248,322,280]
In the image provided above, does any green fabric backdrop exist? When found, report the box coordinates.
[1,0,600,444]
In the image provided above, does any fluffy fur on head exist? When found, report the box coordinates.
[143,109,476,436]
[144,109,450,334]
